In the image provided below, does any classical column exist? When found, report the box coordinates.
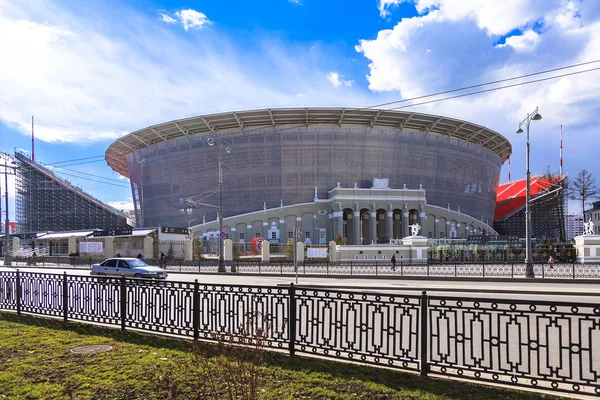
[353,204,360,245]
[402,203,409,238]
[370,203,377,244]
[418,204,425,236]
[434,219,439,239]
[336,203,343,240]
[279,219,285,243]
[386,204,393,239]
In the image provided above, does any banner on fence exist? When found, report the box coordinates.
[79,242,103,253]
[307,247,328,258]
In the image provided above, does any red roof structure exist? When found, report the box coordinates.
[494,176,562,220]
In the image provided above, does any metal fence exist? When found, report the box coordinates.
[5,255,600,279]
[0,271,598,396]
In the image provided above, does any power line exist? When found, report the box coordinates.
[45,165,128,184]
[45,155,105,166]
[55,171,130,189]
[389,66,600,110]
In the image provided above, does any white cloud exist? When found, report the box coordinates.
[289,0,303,5]
[0,1,373,145]
[174,9,210,31]
[378,0,406,18]
[160,13,176,24]
[327,71,354,88]
[496,29,541,52]
[359,0,600,194]
[107,200,134,211]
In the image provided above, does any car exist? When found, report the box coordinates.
[91,257,168,279]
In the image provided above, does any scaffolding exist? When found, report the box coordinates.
[494,176,568,242]
[14,152,132,233]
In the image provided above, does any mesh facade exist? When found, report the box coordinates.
[126,126,502,228]
[14,153,131,233]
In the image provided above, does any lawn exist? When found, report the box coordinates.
[0,312,560,399]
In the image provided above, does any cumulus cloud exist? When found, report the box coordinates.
[174,9,210,31]
[496,29,541,52]
[289,0,303,5]
[327,71,354,88]
[359,0,600,191]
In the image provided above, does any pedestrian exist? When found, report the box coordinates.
[136,253,143,259]
[116,252,122,258]
[390,254,396,271]
[548,255,554,269]
[160,252,166,268]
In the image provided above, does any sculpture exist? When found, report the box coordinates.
[584,218,595,235]
[409,223,421,237]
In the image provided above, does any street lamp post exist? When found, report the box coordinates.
[207,137,231,274]
[516,107,542,279]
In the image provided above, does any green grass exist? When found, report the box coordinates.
[0,312,561,400]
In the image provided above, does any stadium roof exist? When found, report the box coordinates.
[494,176,565,220]
[106,107,512,177]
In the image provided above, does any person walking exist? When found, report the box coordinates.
[390,254,397,271]
[160,252,167,268]
[548,255,555,269]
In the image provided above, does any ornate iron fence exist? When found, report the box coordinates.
[0,271,598,396]
[7,256,600,279]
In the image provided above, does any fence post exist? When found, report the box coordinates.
[350,261,353,276]
[572,260,576,279]
[511,261,514,278]
[400,261,403,276]
[288,283,296,356]
[258,260,261,274]
[63,272,68,323]
[375,261,378,276]
[326,260,329,275]
[420,291,429,376]
[541,263,545,279]
[482,262,485,278]
[454,262,457,278]
[16,269,21,316]
[281,260,283,275]
[120,275,126,331]
[193,279,199,341]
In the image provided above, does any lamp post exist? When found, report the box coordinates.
[516,107,542,279]
[187,218,198,239]
[207,137,231,273]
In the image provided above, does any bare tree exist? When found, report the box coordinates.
[568,169,600,218]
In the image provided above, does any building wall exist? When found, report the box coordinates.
[127,126,502,228]
[567,214,584,240]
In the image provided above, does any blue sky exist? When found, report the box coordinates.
[1,0,600,220]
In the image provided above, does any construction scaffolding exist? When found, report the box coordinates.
[494,176,568,242]
[14,152,133,233]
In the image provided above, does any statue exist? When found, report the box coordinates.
[409,223,421,237]
[584,218,595,235]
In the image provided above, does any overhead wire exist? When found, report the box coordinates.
[23,60,600,191]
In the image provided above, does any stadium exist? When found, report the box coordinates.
[106,107,511,244]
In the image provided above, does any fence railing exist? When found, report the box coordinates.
[0,271,597,396]
[4,256,600,279]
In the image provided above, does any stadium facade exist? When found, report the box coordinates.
[106,108,511,244]
[14,152,132,233]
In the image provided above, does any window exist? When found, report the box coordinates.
[428,232,432,238]
[305,231,310,239]
[271,232,277,239]
[288,231,293,239]
[225,234,229,239]
[239,233,245,240]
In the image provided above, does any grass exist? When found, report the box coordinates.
[0,312,562,400]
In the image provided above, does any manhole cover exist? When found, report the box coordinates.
[70,345,113,355]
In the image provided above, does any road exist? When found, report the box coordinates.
[2,265,598,301]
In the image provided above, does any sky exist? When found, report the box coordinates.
[1,0,600,221]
